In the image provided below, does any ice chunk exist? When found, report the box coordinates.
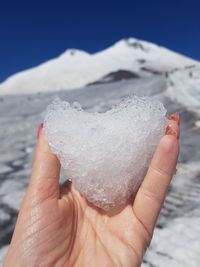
[43,96,167,211]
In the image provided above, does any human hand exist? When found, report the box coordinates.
[4,114,180,267]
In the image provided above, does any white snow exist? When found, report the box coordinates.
[0,38,197,95]
[0,246,9,266]
[194,120,200,128]
[44,96,166,210]
[0,180,26,210]
[142,210,200,267]
[165,65,200,113]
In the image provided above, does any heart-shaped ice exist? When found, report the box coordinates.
[43,96,167,211]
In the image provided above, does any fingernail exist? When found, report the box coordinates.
[37,123,43,140]
[165,125,178,138]
[168,112,180,126]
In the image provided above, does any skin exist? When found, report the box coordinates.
[4,114,180,267]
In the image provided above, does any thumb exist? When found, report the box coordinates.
[133,113,180,237]
[29,123,61,200]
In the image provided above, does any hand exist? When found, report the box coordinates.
[4,114,180,267]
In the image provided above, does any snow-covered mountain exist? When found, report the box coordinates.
[0,38,197,95]
[1,38,200,266]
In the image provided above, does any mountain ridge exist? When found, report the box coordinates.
[0,37,198,95]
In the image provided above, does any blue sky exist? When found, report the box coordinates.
[0,0,199,82]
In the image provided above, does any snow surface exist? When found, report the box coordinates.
[44,96,166,210]
[0,38,197,95]
[0,38,200,266]
[166,65,200,113]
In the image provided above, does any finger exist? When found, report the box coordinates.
[168,112,180,126]
[29,124,61,200]
[167,112,180,139]
[133,115,180,237]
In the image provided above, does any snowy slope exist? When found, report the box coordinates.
[165,65,200,113]
[0,38,197,95]
[0,78,200,266]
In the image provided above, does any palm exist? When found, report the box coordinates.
[31,183,149,267]
[7,183,145,267]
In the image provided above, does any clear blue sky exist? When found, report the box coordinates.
[0,0,199,82]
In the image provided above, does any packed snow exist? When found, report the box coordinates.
[44,96,166,210]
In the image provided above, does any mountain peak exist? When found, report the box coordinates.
[114,38,152,51]
[59,49,90,58]
[0,37,198,95]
